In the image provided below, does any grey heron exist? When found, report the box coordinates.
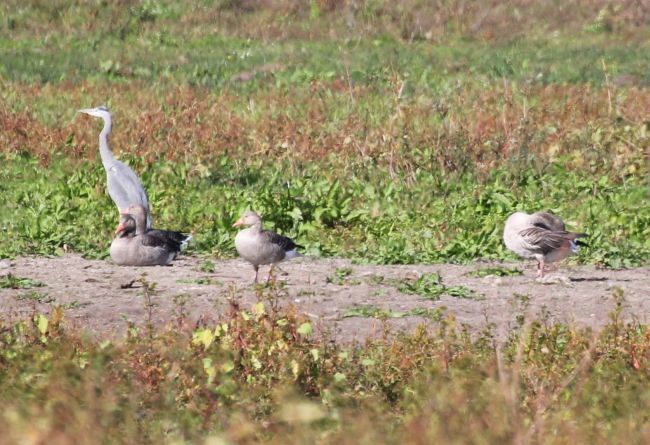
[503,211,587,278]
[111,204,190,266]
[78,105,153,229]
[233,210,302,283]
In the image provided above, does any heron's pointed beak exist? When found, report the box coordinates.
[115,223,125,234]
[77,108,92,115]
[119,209,130,216]
[232,218,243,228]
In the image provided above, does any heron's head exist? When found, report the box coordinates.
[77,105,111,120]
[121,204,147,227]
[233,211,262,228]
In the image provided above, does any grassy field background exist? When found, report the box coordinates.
[1,1,649,443]
[1,0,649,266]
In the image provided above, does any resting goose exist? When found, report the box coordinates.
[503,211,587,278]
[233,211,302,283]
[123,205,192,252]
[110,204,190,266]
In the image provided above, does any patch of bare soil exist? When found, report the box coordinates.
[1,255,648,343]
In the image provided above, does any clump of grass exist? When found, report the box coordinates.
[391,273,447,300]
[326,267,360,285]
[60,301,92,309]
[0,274,44,289]
[445,286,484,300]
[390,273,483,300]
[344,304,447,320]
[198,260,216,273]
[177,277,223,286]
[343,304,397,318]
[468,266,524,277]
[15,290,54,303]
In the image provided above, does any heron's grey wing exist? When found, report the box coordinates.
[518,227,573,255]
[106,160,152,226]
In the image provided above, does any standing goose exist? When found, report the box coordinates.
[110,204,190,266]
[78,105,153,230]
[233,211,302,283]
[503,211,587,278]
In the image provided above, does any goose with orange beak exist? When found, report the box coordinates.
[110,204,191,266]
[233,211,302,283]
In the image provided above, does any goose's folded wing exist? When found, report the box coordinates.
[140,233,182,252]
[262,230,301,252]
[518,227,574,255]
[148,229,192,247]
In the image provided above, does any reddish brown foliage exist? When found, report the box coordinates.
[1,80,647,176]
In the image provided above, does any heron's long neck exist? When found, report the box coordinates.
[98,117,115,169]
[135,213,148,236]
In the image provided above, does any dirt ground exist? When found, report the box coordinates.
[1,254,648,343]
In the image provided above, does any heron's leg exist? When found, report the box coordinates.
[536,260,545,278]
[254,265,259,283]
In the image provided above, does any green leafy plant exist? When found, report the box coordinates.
[390,273,483,300]
[0,274,44,289]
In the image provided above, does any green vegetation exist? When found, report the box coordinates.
[326,267,359,285]
[0,2,649,442]
[0,3,648,268]
[390,272,483,300]
[1,288,649,443]
[1,154,649,266]
[468,266,524,277]
[0,274,44,289]
[343,304,446,320]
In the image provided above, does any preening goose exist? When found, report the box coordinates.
[110,204,190,266]
[78,105,153,230]
[233,211,302,283]
[503,211,587,278]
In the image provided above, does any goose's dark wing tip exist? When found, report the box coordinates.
[140,233,182,253]
[263,230,300,252]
